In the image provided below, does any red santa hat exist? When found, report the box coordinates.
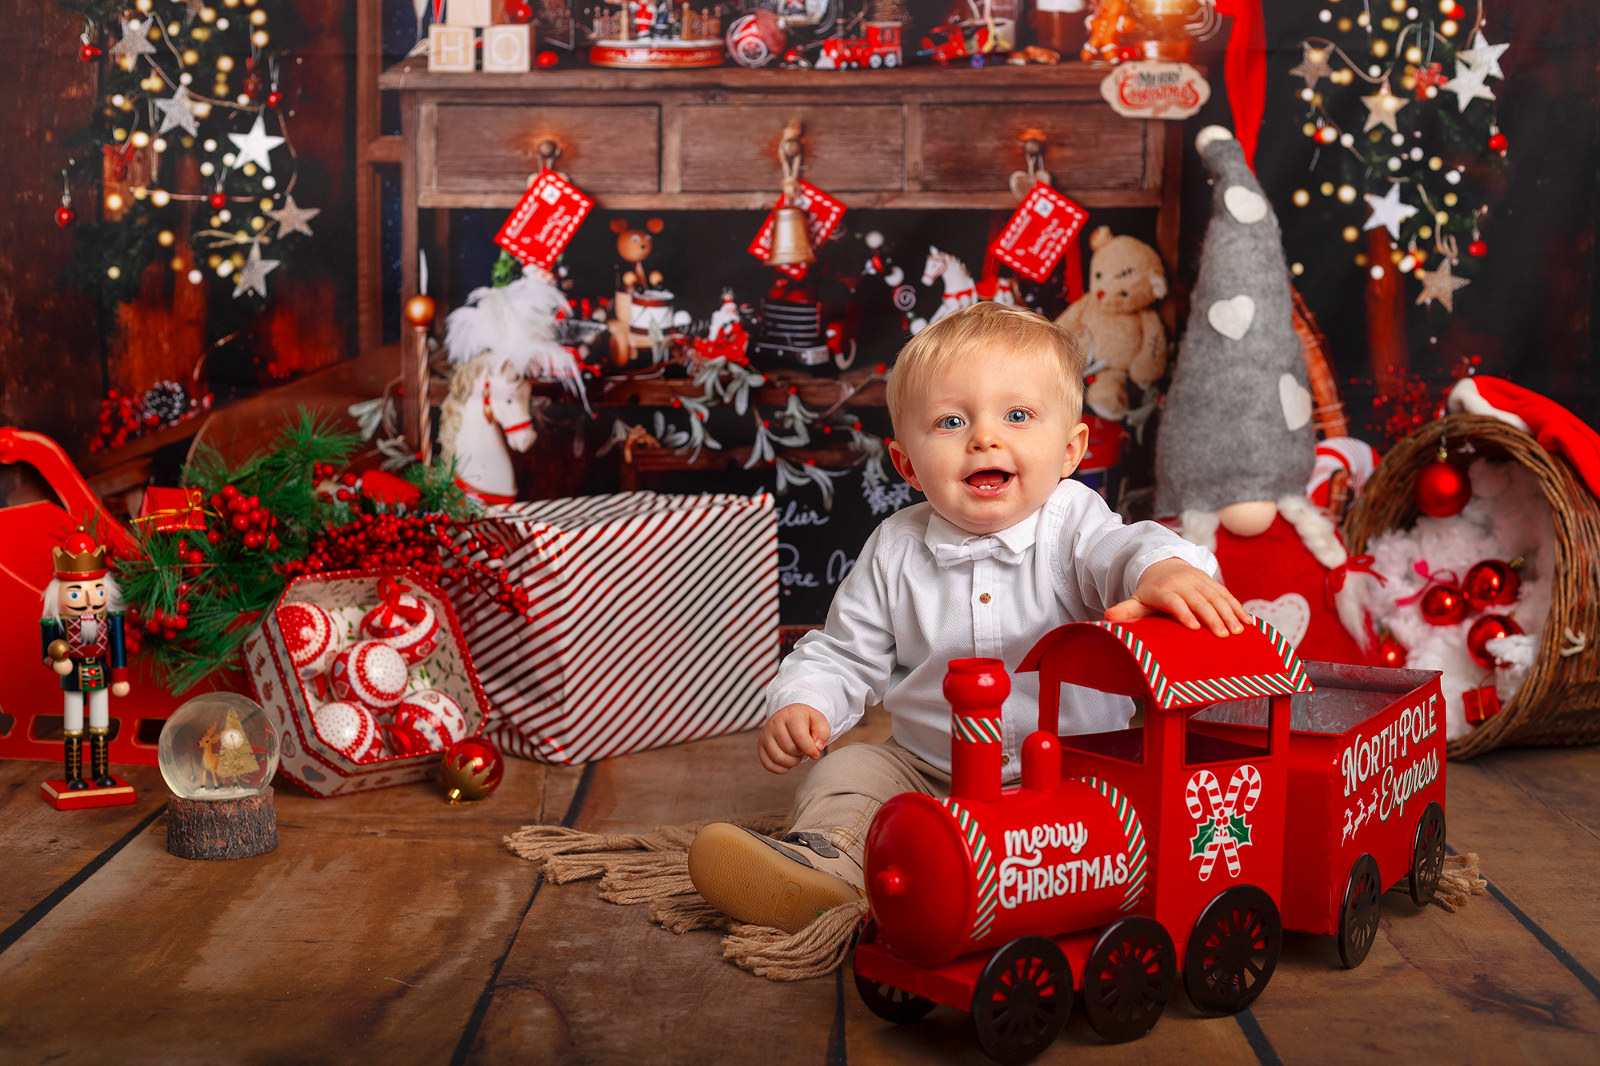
[1447,377,1600,498]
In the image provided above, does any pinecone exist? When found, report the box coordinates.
[142,380,191,425]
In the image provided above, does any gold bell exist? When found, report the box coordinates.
[765,204,815,267]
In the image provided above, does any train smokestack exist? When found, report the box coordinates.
[945,658,1008,801]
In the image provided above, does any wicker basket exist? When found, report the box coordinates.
[1344,414,1600,758]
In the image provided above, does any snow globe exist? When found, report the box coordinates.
[158,692,280,860]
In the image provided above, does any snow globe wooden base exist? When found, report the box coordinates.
[158,693,281,860]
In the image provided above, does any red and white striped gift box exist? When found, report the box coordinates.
[457,492,780,763]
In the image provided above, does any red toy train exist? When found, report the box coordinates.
[854,617,1447,1064]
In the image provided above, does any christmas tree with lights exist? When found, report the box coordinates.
[58,0,314,308]
[1286,0,1506,310]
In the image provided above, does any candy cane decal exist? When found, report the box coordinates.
[1185,765,1263,880]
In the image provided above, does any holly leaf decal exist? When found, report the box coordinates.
[1229,815,1252,846]
[1191,821,1216,858]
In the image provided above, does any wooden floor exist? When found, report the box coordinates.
[2,732,1598,1065]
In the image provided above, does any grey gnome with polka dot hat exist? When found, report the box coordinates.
[1155,126,1317,539]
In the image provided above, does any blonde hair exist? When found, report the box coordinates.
[885,302,1087,435]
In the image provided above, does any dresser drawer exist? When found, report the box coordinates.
[919,102,1153,196]
[422,103,661,206]
[677,104,904,193]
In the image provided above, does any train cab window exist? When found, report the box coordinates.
[1056,684,1145,766]
[1185,696,1272,767]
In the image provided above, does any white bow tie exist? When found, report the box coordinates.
[932,539,1025,568]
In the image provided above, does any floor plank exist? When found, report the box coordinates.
[0,761,167,934]
[0,758,552,1063]
[465,730,843,1065]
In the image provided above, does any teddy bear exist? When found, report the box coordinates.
[1054,226,1169,423]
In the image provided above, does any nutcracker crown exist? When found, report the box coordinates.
[53,528,109,580]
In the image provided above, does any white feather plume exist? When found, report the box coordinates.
[444,274,582,394]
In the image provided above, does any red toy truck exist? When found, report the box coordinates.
[853,617,1447,1064]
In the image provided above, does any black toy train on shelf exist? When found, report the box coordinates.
[853,618,1448,1064]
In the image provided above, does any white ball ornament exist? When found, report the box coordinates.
[360,593,441,666]
[330,640,410,710]
[276,600,344,679]
[392,690,469,754]
[312,700,382,762]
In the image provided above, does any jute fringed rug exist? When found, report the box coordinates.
[505,811,868,981]
[506,816,1484,982]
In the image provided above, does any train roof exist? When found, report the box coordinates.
[1017,616,1313,711]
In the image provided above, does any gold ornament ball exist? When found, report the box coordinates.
[404,294,436,326]
[48,639,70,661]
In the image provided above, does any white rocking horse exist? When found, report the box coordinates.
[441,273,579,504]
[437,353,536,505]
[920,246,978,328]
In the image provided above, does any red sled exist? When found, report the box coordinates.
[854,617,1447,1062]
[0,429,203,767]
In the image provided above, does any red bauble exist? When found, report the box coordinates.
[1447,2,1465,17]
[1466,614,1523,668]
[1420,583,1468,626]
[1377,635,1408,668]
[440,736,504,803]
[1467,240,1488,257]
[54,206,76,228]
[1464,559,1520,611]
[209,191,227,209]
[1488,132,1508,153]
[267,90,283,108]
[507,0,533,22]
[79,44,102,62]
[1414,460,1472,517]
[536,50,559,68]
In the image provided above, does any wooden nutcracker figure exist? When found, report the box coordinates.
[39,528,136,808]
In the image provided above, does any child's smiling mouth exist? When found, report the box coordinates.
[964,469,1014,495]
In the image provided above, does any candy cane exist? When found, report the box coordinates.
[1186,765,1262,880]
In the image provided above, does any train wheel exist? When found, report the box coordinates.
[1409,801,1447,906]
[1338,853,1383,969]
[1082,916,1177,1042]
[854,919,936,1024]
[1183,885,1282,1014]
[970,936,1072,1065]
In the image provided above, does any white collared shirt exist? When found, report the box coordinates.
[768,479,1217,782]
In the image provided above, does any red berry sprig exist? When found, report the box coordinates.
[283,513,533,621]
[207,484,282,552]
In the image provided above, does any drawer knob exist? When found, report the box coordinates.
[537,139,562,170]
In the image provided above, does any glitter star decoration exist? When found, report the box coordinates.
[228,113,286,172]
[110,17,157,61]
[1414,257,1471,313]
[232,242,280,299]
[1362,182,1419,240]
[1443,62,1496,113]
[155,87,199,137]
[1361,83,1408,132]
[1457,32,1509,81]
[1289,43,1334,90]
[268,195,320,238]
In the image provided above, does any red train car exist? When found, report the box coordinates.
[815,22,902,69]
[853,617,1447,1063]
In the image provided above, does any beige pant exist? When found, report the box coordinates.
[789,738,951,891]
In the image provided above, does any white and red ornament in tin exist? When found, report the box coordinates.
[361,578,441,666]
[277,600,344,680]
[312,699,383,762]
[330,640,410,711]
[393,689,469,755]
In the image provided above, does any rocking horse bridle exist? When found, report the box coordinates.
[482,379,533,435]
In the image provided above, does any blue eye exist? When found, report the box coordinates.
[937,415,965,430]
[1004,409,1031,424]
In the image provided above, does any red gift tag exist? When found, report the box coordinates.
[494,171,594,270]
[749,180,847,279]
[990,183,1089,283]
